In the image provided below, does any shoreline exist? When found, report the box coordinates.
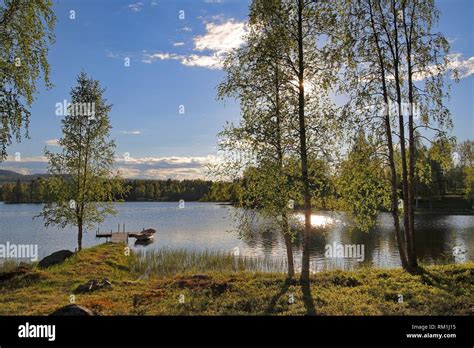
[1,200,472,215]
[0,243,472,316]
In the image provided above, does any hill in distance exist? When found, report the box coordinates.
[0,170,48,183]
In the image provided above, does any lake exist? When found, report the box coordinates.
[0,202,472,272]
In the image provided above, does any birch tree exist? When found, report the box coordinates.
[39,73,126,251]
[337,0,453,270]
[217,0,297,278]
[0,0,56,160]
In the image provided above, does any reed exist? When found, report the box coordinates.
[130,248,287,276]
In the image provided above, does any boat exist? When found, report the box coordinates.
[134,238,154,246]
[134,228,156,241]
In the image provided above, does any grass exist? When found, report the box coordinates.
[0,259,21,273]
[0,243,472,315]
[130,248,288,276]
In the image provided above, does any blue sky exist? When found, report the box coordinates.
[1,0,473,179]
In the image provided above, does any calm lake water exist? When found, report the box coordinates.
[0,202,472,272]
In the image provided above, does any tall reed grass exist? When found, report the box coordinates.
[130,248,287,277]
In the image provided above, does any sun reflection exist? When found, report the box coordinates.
[296,214,336,228]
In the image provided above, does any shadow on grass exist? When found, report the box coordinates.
[263,276,317,316]
[263,278,293,314]
[301,280,316,315]
[409,264,472,298]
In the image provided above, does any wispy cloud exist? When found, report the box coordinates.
[128,2,144,12]
[142,52,181,64]
[44,139,60,146]
[106,50,119,58]
[143,19,247,69]
[105,49,136,61]
[173,42,185,47]
[120,130,142,135]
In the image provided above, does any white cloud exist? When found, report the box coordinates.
[45,139,60,146]
[115,155,217,179]
[412,53,474,81]
[181,54,223,69]
[115,166,142,178]
[120,130,142,135]
[116,155,215,166]
[448,53,474,79]
[143,19,247,69]
[142,52,182,64]
[128,2,144,12]
[4,155,48,162]
[0,155,217,180]
[142,167,205,180]
[193,20,245,53]
[173,42,185,47]
[0,156,48,175]
[0,166,31,175]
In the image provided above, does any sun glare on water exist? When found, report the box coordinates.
[296,214,336,228]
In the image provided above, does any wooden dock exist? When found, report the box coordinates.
[110,233,128,243]
[95,224,154,244]
[96,231,128,243]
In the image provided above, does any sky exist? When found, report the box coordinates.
[1,0,473,179]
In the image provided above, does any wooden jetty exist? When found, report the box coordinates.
[96,224,156,244]
[110,233,128,243]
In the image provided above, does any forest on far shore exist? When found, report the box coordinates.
[0,177,235,203]
[1,139,472,212]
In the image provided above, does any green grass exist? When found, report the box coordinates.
[0,243,472,315]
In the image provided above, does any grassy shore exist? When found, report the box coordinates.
[0,243,472,315]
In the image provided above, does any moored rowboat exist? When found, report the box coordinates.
[134,228,156,241]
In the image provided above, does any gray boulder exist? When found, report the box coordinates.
[50,304,95,316]
[38,250,74,269]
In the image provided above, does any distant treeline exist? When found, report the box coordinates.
[1,138,472,211]
[0,179,239,203]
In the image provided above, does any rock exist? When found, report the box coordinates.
[38,250,74,269]
[73,278,112,294]
[210,282,228,295]
[190,274,211,280]
[331,275,361,287]
[50,304,94,316]
[0,266,42,287]
[0,266,30,282]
